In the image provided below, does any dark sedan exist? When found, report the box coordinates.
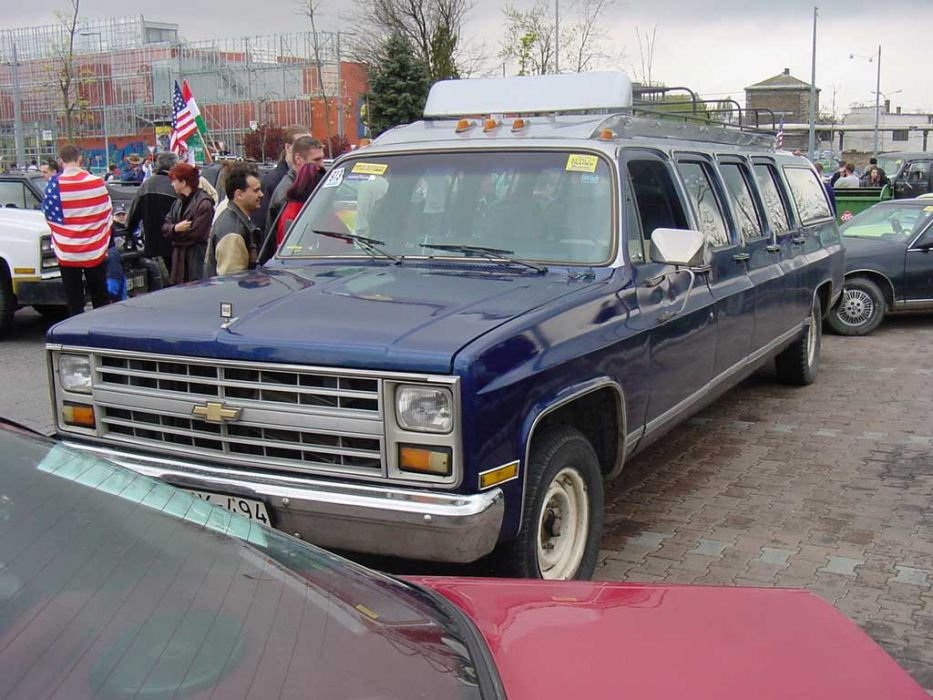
[828,197,933,335]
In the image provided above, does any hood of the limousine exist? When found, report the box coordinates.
[47,263,598,373]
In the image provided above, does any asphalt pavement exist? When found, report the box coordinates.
[2,306,931,688]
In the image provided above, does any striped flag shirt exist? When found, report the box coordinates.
[170,80,198,154]
[41,168,112,267]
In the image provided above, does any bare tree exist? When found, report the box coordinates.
[348,0,472,82]
[631,25,657,87]
[52,0,82,141]
[297,0,334,154]
[499,0,619,76]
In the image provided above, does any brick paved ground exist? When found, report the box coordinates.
[596,313,933,688]
[2,308,931,686]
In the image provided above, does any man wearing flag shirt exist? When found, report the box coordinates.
[42,144,113,316]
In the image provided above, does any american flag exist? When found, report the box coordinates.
[170,80,198,154]
[41,170,112,266]
[775,118,785,150]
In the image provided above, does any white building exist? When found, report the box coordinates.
[841,103,933,154]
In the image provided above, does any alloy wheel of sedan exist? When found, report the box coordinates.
[836,288,875,328]
[826,277,886,336]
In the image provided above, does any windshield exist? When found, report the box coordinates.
[0,427,486,699]
[841,203,933,240]
[279,151,615,265]
[876,156,905,178]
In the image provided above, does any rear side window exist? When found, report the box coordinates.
[676,161,730,247]
[753,164,791,234]
[783,167,833,224]
[719,163,763,241]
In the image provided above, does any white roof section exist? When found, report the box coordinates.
[423,71,634,118]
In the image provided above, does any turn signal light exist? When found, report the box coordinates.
[399,445,452,476]
[62,402,96,428]
[479,461,519,489]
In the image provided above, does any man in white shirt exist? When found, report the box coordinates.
[833,163,861,189]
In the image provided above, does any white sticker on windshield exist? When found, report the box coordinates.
[323,167,344,188]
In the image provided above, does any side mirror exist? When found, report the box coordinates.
[649,228,706,267]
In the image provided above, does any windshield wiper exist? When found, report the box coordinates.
[312,229,401,264]
[421,243,547,274]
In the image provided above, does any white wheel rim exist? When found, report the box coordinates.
[835,288,875,327]
[807,305,818,367]
[536,467,589,580]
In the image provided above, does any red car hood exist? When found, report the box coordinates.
[415,579,926,700]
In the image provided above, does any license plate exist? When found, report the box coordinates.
[185,489,271,525]
[134,274,146,289]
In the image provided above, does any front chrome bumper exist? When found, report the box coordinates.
[63,439,504,563]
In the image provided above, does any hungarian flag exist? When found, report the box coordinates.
[182,80,209,137]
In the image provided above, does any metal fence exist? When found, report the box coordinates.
[0,16,353,167]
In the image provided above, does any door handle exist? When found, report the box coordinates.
[792,236,807,245]
[766,244,781,253]
[732,252,750,262]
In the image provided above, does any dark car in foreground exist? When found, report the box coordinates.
[828,198,933,335]
[0,421,927,699]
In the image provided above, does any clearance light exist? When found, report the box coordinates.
[62,402,96,428]
[13,267,36,274]
[511,118,527,132]
[399,445,452,476]
[598,128,616,141]
[455,119,475,133]
[483,118,500,132]
[479,461,519,489]
[358,138,372,147]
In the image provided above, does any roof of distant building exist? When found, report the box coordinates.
[746,68,819,93]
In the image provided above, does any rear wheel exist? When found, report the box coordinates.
[0,263,15,337]
[826,277,886,336]
[495,426,604,580]
[775,296,822,386]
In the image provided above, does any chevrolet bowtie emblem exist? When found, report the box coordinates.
[192,401,242,423]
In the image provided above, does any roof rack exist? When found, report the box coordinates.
[595,112,776,149]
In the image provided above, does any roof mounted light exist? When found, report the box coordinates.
[423,71,634,119]
[598,128,617,141]
[511,118,527,132]
[456,119,475,133]
[483,118,499,132]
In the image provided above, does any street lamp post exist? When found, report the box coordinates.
[872,45,881,158]
[79,31,110,171]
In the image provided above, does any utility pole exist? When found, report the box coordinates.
[554,0,560,74]
[807,7,818,161]
[872,44,881,158]
[11,42,26,169]
[336,31,344,138]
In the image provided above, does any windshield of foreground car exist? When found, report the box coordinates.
[841,204,933,240]
[0,428,486,700]
[278,150,615,265]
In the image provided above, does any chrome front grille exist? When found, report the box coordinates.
[91,353,385,478]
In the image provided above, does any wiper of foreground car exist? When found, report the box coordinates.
[421,242,548,274]
[312,229,402,263]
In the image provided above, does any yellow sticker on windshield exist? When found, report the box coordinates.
[352,162,388,176]
[566,154,599,173]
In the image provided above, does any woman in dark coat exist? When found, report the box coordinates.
[161,162,215,284]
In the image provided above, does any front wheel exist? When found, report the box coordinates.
[494,426,604,580]
[826,277,886,336]
[775,295,822,386]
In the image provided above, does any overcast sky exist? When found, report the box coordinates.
[6,0,933,118]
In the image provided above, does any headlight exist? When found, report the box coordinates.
[59,354,92,394]
[396,386,452,433]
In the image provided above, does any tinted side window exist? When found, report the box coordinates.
[720,163,763,241]
[0,181,29,208]
[783,167,833,224]
[625,159,690,264]
[906,160,931,183]
[677,161,730,247]
[753,164,791,234]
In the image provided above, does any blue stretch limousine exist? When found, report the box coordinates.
[47,72,844,580]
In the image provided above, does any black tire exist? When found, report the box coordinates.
[32,305,69,322]
[494,426,604,580]
[826,277,886,336]
[776,295,822,386]
[0,262,15,337]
